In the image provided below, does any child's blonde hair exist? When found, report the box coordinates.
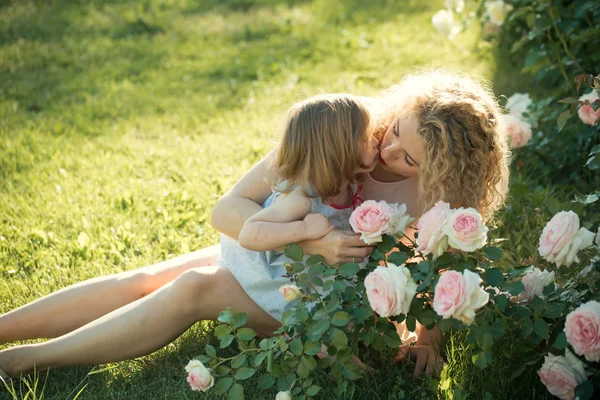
[375,70,510,221]
[275,94,372,198]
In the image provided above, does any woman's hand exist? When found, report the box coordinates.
[395,323,445,379]
[299,229,374,265]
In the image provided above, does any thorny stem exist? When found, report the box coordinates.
[548,4,583,72]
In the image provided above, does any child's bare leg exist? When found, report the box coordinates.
[0,266,280,378]
[0,245,221,343]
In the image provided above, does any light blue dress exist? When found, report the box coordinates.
[218,184,360,322]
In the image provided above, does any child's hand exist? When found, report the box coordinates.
[302,213,335,240]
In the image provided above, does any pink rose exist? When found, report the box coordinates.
[433,269,489,325]
[442,208,488,252]
[185,359,214,392]
[520,267,555,302]
[416,201,451,258]
[364,263,417,318]
[538,349,589,400]
[578,90,600,126]
[275,391,292,400]
[350,200,393,244]
[503,114,532,148]
[538,211,595,267]
[279,284,302,302]
[565,300,600,362]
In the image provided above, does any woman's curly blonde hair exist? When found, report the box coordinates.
[373,70,510,222]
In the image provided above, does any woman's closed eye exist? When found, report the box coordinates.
[404,153,415,167]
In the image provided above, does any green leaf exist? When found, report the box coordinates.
[234,367,256,380]
[218,308,234,324]
[232,313,249,329]
[307,255,324,265]
[472,350,492,369]
[296,306,309,323]
[228,383,244,400]
[388,252,409,265]
[330,328,348,350]
[418,261,431,274]
[377,234,396,253]
[220,335,235,349]
[406,315,416,332]
[575,380,594,400]
[231,353,247,369]
[290,338,304,356]
[205,344,217,358]
[484,246,502,260]
[214,377,234,395]
[339,263,360,277]
[416,309,438,329]
[297,359,310,378]
[285,243,304,261]
[533,319,549,339]
[301,355,318,371]
[553,332,568,349]
[332,311,351,327]
[257,373,275,389]
[215,366,231,377]
[484,269,504,287]
[491,320,505,337]
[504,281,525,296]
[237,327,256,341]
[496,295,508,312]
[215,324,232,338]
[342,363,361,380]
[282,310,295,326]
[309,320,331,341]
[383,331,401,348]
[530,296,545,318]
[477,332,494,351]
[304,340,322,356]
[557,109,571,132]
[438,318,452,333]
[254,352,267,367]
[306,385,321,397]
[543,302,565,319]
[371,248,386,261]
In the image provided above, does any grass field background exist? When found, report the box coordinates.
[1,0,554,398]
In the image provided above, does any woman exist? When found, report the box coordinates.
[0,70,509,382]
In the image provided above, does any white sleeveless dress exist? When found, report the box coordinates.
[218,184,361,322]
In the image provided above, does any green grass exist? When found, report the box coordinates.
[0,0,558,398]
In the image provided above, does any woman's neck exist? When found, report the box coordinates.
[369,164,410,183]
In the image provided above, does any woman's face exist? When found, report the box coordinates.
[378,114,425,178]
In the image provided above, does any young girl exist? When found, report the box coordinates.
[222,93,379,322]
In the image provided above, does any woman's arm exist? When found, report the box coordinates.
[238,191,335,252]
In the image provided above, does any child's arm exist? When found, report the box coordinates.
[238,190,335,252]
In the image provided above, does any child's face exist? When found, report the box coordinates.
[355,133,379,174]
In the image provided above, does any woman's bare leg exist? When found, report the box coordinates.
[0,266,280,378]
[0,245,221,343]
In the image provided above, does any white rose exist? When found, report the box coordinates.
[503,114,532,148]
[442,207,488,252]
[539,211,595,267]
[185,359,214,392]
[595,228,600,247]
[388,203,415,238]
[562,228,595,267]
[485,0,513,26]
[279,284,302,302]
[520,267,555,301]
[275,391,293,400]
[432,10,461,39]
[505,92,532,118]
[538,349,589,400]
[365,263,417,317]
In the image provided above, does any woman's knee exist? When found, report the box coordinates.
[169,267,221,310]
